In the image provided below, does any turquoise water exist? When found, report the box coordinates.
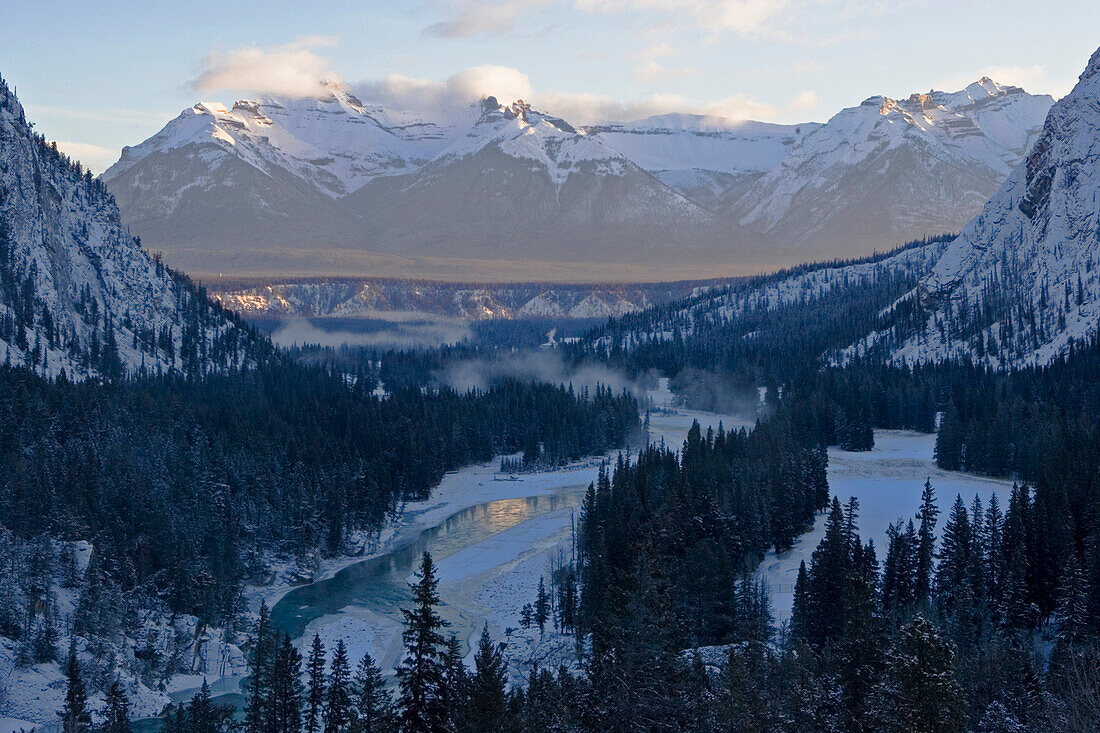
[271,490,584,642]
[153,487,586,724]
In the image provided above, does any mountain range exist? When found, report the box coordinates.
[102,78,1052,282]
[587,47,1100,369]
[211,277,712,323]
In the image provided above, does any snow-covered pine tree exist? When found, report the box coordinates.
[874,615,965,732]
[271,634,304,733]
[60,646,91,733]
[101,680,131,733]
[464,626,507,733]
[916,479,939,606]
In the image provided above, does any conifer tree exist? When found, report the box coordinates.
[936,495,973,615]
[556,567,578,634]
[101,680,131,733]
[967,494,987,606]
[324,639,353,733]
[188,679,236,733]
[60,646,91,733]
[875,615,964,733]
[983,494,1005,607]
[272,634,304,733]
[882,520,919,620]
[352,652,394,733]
[804,498,851,643]
[520,604,533,629]
[535,577,550,633]
[164,703,188,733]
[999,486,1031,629]
[188,681,221,733]
[465,626,507,733]
[1055,553,1089,644]
[790,561,811,641]
[307,634,327,733]
[442,634,467,725]
[396,552,449,733]
[916,479,939,605]
[246,601,276,733]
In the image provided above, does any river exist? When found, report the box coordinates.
[155,380,752,715]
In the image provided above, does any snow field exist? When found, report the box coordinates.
[760,430,1015,623]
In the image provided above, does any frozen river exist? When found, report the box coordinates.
[279,380,753,683]
[123,384,1016,726]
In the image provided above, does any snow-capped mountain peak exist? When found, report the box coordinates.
[721,79,1054,258]
[105,82,450,199]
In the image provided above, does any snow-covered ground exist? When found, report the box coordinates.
[1,718,35,733]
[759,430,1015,624]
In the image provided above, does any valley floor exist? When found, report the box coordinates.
[3,396,1015,726]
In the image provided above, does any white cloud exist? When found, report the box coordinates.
[192,36,340,97]
[428,0,859,41]
[519,89,784,123]
[790,90,819,110]
[632,40,694,83]
[425,0,555,38]
[357,64,819,124]
[534,90,692,122]
[53,141,117,173]
[578,0,797,38]
[357,65,534,112]
[633,60,697,84]
[640,40,679,59]
[788,60,828,75]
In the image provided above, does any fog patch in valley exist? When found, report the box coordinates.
[671,367,769,419]
[440,350,642,396]
[270,316,472,349]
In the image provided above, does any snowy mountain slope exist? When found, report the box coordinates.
[105,82,450,197]
[850,47,1100,368]
[723,79,1053,258]
[104,91,777,276]
[0,75,260,379]
[586,115,819,208]
[339,98,771,264]
[210,278,708,321]
[584,240,944,355]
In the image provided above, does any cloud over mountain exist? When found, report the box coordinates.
[192,36,341,98]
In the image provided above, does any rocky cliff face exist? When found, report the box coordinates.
[209,277,710,321]
[0,75,261,378]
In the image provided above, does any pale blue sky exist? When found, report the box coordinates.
[3,1,1098,171]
